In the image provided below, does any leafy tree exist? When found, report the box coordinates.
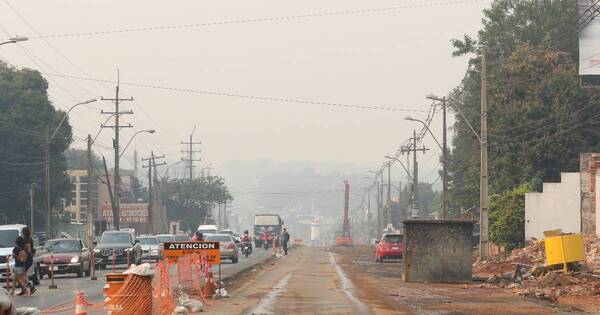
[447,0,600,217]
[0,62,72,226]
[158,176,233,232]
[489,183,533,249]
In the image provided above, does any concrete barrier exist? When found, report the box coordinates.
[402,219,474,283]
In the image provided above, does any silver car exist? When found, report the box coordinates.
[205,234,239,263]
[138,235,160,262]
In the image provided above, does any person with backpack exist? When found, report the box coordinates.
[11,237,30,296]
[21,227,36,294]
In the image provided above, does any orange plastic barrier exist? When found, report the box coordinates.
[104,274,152,315]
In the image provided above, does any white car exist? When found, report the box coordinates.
[138,235,160,262]
[0,224,41,285]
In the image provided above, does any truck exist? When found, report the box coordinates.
[253,214,283,248]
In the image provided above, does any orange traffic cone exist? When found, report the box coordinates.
[75,291,89,315]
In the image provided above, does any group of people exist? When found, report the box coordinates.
[11,226,36,296]
[261,228,290,256]
[189,228,290,256]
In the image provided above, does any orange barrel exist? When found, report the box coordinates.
[103,273,128,298]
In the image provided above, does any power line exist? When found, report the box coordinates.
[28,0,490,40]
[40,72,429,113]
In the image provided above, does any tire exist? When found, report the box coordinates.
[376,256,380,262]
[232,256,239,263]
[245,251,249,258]
[77,263,84,278]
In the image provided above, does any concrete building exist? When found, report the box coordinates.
[525,173,581,240]
[64,170,97,224]
[525,153,600,239]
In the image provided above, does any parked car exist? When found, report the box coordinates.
[375,233,403,262]
[40,238,90,278]
[138,235,160,262]
[0,224,41,285]
[204,234,238,263]
[156,234,175,260]
[93,231,139,269]
[173,234,191,242]
[197,225,218,236]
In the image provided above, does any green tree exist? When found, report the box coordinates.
[447,0,600,216]
[0,62,72,226]
[159,176,233,232]
[489,183,533,249]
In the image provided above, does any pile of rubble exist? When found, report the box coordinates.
[474,240,545,275]
[474,236,600,302]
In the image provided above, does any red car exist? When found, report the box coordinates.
[39,238,91,278]
[375,233,403,262]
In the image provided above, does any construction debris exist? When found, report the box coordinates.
[474,236,600,303]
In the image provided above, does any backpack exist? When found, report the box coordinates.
[16,249,28,263]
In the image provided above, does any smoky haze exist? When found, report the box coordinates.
[0,0,488,218]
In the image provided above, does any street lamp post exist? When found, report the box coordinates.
[404,115,447,219]
[120,129,156,158]
[0,36,28,46]
[46,98,97,238]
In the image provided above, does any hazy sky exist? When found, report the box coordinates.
[0,0,490,184]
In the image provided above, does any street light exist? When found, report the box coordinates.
[46,98,97,238]
[120,129,156,158]
[0,36,28,46]
[384,156,414,182]
[405,114,448,219]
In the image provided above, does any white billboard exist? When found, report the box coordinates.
[579,0,600,75]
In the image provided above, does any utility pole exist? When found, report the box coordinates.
[442,97,448,219]
[379,182,384,232]
[102,156,116,229]
[29,183,35,233]
[401,131,428,218]
[386,161,391,226]
[366,187,372,240]
[480,48,489,259]
[224,200,228,229]
[143,153,166,234]
[45,129,51,238]
[101,73,133,230]
[86,135,93,249]
[181,126,201,181]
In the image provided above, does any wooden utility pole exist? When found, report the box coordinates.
[480,48,489,259]
[401,131,429,218]
[45,129,51,238]
[86,135,93,249]
[387,161,391,226]
[102,156,117,229]
[181,126,201,181]
[101,72,133,230]
[143,153,166,233]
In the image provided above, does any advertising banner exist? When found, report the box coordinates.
[579,0,600,75]
[100,203,149,223]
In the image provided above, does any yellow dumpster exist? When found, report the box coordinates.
[544,234,585,272]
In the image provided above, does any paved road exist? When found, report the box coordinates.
[10,248,273,312]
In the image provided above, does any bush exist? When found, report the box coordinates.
[489,183,534,250]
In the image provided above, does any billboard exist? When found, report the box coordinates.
[100,203,149,223]
[579,0,600,75]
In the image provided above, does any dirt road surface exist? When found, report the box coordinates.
[208,246,588,314]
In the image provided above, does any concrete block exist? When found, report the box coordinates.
[402,219,474,283]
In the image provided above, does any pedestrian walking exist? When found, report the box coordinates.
[21,226,36,295]
[281,228,290,256]
[11,237,30,296]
